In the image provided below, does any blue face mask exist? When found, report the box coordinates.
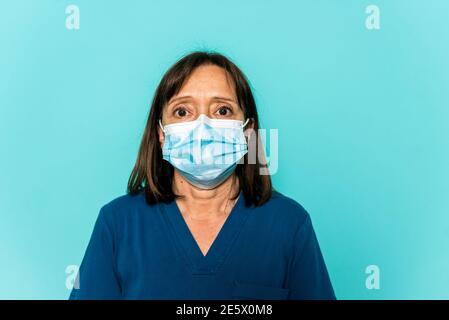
[159,114,249,189]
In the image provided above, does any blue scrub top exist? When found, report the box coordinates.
[69,191,335,300]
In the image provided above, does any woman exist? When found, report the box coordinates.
[69,51,335,300]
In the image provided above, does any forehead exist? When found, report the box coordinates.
[177,64,236,98]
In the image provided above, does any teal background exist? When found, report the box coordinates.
[1,0,448,299]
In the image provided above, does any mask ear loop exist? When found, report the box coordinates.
[158,119,166,133]
[242,118,250,129]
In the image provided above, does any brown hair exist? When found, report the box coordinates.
[127,51,272,207]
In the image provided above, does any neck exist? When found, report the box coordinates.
[172,170,239,221]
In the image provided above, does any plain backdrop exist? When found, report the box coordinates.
[1,0,448,299]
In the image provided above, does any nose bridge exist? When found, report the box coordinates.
[196,95,212,118]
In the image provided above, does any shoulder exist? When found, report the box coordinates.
[263,190,310,221]
[97,191,158,226]
[102,191,146,211]
[250,190,312,231]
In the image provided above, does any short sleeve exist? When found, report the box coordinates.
[287,214,336,300]
[69,206,122,300]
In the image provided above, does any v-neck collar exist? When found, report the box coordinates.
[160,192,249,275]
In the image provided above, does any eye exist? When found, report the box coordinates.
[173,106,188,118]
[216,106,233,117]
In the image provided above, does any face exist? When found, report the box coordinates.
[158,64,248,145]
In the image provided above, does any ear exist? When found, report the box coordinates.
[247,118,255,130]
[243,118,256,140]
[158,122,165,147]
[244,117,255,133]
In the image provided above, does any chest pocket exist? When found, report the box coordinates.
[232,281,290,300]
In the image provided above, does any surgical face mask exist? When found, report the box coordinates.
[159,114,249,189]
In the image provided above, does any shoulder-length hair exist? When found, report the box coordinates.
[127,51,272,207]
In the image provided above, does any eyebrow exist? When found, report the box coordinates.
[168,95,236,106]
[168,95,193,105]
[212,96,236,103]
